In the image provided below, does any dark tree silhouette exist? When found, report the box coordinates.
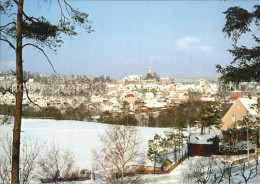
[216,5,260,83]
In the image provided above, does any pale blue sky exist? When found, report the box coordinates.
[0,1,258,79]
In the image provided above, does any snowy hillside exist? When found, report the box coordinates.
[0,119,167,169]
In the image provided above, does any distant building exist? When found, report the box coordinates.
[145,92,154,100]
[200,79,206,87]
[230,90,243,101]
[147,67,152,75]
[123,75,142,82]
[90,94,103,103]
[37,98,48,107]
[200,97,215,102]
[160,77,170,84]
[122,93,136,104]
[106,84,117,92]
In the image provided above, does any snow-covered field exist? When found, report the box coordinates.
[1,119,260,183]
[0,118,167,169]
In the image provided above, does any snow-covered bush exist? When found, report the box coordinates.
[183,157,235,184]
[38,144,75,181]
[220,141,254,152]
[92,125,141,183]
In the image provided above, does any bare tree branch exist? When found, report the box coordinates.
[92,125,141,183]
[38,144,75,181]
[57,0,69,21]
[10,70,16,76]
[13,0,19,5]
[8,13,18,17]
[22,12,41,23]
[0,22,16,29]
[2,84,16,97]
[22,43,56,73]
[0,134,43,183]
[0,38,15,50]
[23,81,45,110]
[1,30,16,39]
[64,1,71,17]
[63,0,76,14]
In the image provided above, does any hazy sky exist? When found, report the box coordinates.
[0,1,258,79]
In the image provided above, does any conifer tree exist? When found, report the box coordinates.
[147,134,167,173]
[0,1,93,182]
[216,5,260,83]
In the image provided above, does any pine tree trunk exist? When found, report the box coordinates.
[181,129,183,160]
[174,136,177,162]
[178,129,180,159]
[11,0,24,183]
[257,131,259,148]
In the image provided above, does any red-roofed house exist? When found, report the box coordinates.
[122,93,136,104]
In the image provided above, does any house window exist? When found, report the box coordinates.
[232,115,236,122]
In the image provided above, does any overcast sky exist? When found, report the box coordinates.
[0,1,258,79]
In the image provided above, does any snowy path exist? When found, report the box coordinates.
[142,157,192,184]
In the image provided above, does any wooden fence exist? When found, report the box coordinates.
[220,149,255,156]
[167,154,188,173]
[40,176,91,183]
[232,151,260,166]
[116,154,188,178]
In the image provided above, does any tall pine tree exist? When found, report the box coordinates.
[0,1,93,182]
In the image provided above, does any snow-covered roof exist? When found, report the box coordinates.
[176,84,195,90]
[123,75,142,81]
[200,97,215,102]
[190,85,203,92]
[189,134,217,145]
[106,84,117,88]
[232,90,243,93]
[239,97,258,117]
[146,102,166,108]
[158,85,172,90]
[144,84,158,89]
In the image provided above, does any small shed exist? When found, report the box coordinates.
[188,134,220,156]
